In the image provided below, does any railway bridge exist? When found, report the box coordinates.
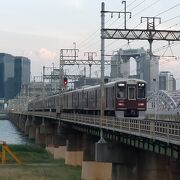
[9,104,180,180]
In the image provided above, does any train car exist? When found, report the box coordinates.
[59,78,147,117]
[28,78,147,118]
[115,79,146,117]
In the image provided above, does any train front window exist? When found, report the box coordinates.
[138,83,146,98]
[128,86,136,100]
[117,83,126,99]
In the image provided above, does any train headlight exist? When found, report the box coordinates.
[138,83,145,87]
[118,83,125,87]
[138,103,144,106]
[118,102,125,106]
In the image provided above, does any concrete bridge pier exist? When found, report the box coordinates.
[24,116,31,135]
[28,116,37,140]
[14,114,19,126]
[28,126,36,139]
[81,135,112,180]
[96,142,139,180]
[137,151,180,180]
[96,142,180,180]
[35,127,46,145]
[45,124,68,159]
[35,121,54,146]
[11,114,19,127]
[18,115,26,132]
[51,135,67,160]
[65,132,83,166]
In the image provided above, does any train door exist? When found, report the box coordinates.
[127,84,138,117]
[127,85,136,100]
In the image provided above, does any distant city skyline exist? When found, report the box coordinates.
[1,0,180,88]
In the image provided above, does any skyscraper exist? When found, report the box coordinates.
[0,53,31,99]
[14,56,31,97]
[0,53,15,99]
[110,48,159,92]
[159,71,176,91]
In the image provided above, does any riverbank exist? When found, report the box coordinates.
[0,144,81,180]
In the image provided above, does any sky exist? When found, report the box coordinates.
[1,0,180,87]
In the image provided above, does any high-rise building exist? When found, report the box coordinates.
[14,56,30,96]
[159,71,176,91]
[110,48,159,92]
[0,53,15,99]
[136,50,159,92]
[0,53,31,99]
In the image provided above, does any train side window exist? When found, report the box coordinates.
[112,87,114,106]
[95,90,97,107]
[138,83,146,98]
[128,86,136,100]
[86,92,88,107]
[77,93,79,106]
[71,93,74,107]
[117,83,126,99]
[106,88,108,107]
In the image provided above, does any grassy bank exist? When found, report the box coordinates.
[0,144,81,180]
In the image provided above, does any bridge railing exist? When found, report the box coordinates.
[22,111,180,145]
[59,113,180,145]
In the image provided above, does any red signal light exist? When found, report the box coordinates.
[63,77,68,86]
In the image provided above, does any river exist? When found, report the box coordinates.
[0,119,30,144]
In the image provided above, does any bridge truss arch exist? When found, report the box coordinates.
[147,90,180,114]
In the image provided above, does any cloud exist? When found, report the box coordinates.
[24,48,57,61]
[35,48,57,60]
[24,48,57,66]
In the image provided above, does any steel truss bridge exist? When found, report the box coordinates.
[147,90,180,117]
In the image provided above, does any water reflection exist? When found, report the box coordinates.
[0,120,30,144]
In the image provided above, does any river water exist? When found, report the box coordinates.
[0,120,30,144]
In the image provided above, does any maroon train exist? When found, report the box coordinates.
[28,78,147,118]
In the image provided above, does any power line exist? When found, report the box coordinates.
[156,2,180,17]
[78,0,149,54]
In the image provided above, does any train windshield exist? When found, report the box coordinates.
[117,83,126,99]
[128,85,136,100]
[137,83,146,98]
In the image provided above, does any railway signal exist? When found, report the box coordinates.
[63,77,68,86]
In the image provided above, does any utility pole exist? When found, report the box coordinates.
[59,49,64,115]
[141,17,161,91]
[99,2,105,142]
[122,1,131,29]
[141,17,161,58]
[43,65,56,95]
[99,1,130,142]
[84,52,97,78]
[51,62,54,93]
[42,66,45,110]
[42,66,45,126]
[58,46,79,115]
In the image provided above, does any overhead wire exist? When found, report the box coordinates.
[95,1,179,78]
[77,0,147,54]
[78,0,140,47]
[105,0,160,51]
[106,1,180,52]
[75,0,145,76]
[66,1,180,81]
